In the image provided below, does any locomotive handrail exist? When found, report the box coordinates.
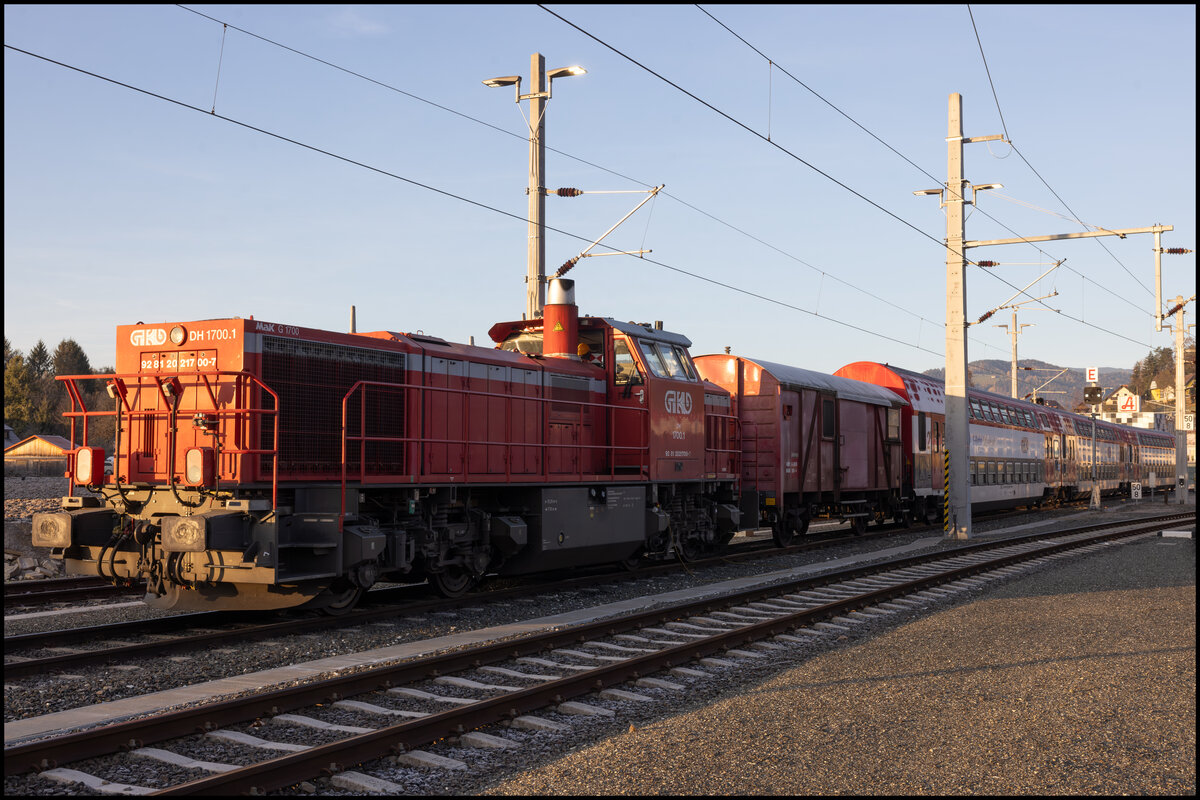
[51,371,281,509]
[339,378,653,530]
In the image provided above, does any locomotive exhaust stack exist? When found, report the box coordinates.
[543,277,579,360]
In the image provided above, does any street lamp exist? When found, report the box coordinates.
[484,54,586,321]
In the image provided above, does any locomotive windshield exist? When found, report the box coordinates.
[636,339,696,380]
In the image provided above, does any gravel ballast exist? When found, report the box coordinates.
[476,530,1195,795]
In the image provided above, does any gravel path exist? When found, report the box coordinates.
[477,531,1195,795]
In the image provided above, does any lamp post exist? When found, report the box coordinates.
[484,54,586,321]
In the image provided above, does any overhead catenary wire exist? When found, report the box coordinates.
[695,4,1157,325]
[540,5,1153,349]
[2,43,946,359]
[966,4,1153,300]
[175,4,953,346]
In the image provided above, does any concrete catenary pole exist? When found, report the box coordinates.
[526,53,547,322]
[1173,296,1189,504]
[944,93,971,540]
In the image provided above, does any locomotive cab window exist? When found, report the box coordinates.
[636,340,669,378]
[636,339,694,381]
[499,331,543,355]
[655,342,690,380]
[613,339,643,385]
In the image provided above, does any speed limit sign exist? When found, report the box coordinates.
[1131,482,1142,500]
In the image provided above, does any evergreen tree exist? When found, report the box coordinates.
[3,355,34,436]
[26,340,51,377]
[52,338,92,377]
[3,337,17,368]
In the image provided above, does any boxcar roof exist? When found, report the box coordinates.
[749,358,908,408]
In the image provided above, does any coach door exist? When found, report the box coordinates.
[913,411,933,491]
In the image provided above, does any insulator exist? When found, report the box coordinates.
[555,188,583,197]
[975,260,999,267]
[977,310,994,323]
[554,258,578,278]
[1162,248,1192,254]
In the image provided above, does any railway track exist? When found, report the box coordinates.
[2,523,893,680]
[3,576,144,609]
[5,511,1189,796]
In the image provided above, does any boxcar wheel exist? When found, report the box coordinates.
[851,515,868,535]
[772,519,796,548]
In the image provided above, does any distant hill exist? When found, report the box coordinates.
[922,359,1132,410]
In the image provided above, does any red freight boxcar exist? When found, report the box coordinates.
[694,355,907,544]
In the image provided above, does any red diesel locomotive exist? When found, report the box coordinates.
[34,279,751,611]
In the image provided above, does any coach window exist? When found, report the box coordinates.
[970,399,982,420]
[997,461,1005,484]
[613,340,643,386]
[970,460,979,485]
[918,412,927,451]
[987,461,997,484]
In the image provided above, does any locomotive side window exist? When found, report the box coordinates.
[613,340,643,385]
[673,346,698,380]
[918,412,927,451]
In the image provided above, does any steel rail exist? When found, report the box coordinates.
[153,515,1187,795]
[1,524,879,678]
[5,512,1188,780]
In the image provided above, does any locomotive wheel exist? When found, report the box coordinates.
[618,550,644,572]
[321,585,365,616]
[431,567,476,598]
[675,533,704,563]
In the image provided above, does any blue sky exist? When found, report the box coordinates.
[4,4,1195,383]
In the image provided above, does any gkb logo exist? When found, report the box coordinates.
[130,328,167,347]
[664,389,693,415]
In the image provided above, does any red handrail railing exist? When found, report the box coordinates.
[53,371,280,509]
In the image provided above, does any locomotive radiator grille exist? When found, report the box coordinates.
[260,337,407,478]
